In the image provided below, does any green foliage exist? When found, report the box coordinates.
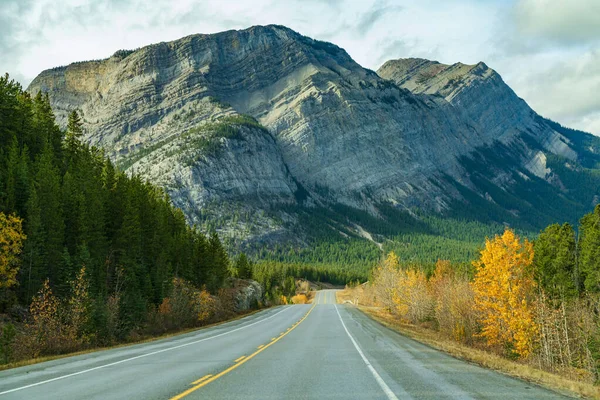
[235,253,252,279]
[0,74,232,345]
[259,203,511,283]
[0,323,16,363]
[579,205,600,293]
[112,49,136,59]
[533,223,578,299]
[207,96,232,109]
[451,139,600,230]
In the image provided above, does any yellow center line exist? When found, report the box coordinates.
[170,304,316,400]
[234,356,245,363]
[271,337,276,341]
[191,375,212,385]
[257,344,264,349]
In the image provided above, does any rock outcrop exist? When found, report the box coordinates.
[230,279,263,312]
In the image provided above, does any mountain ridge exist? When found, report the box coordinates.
[26,24,600,252]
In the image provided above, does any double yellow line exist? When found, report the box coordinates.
[170,303,316,400]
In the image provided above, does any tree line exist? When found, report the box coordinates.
[0,74,233,359]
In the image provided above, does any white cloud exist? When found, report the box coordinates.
[514,0,600,44]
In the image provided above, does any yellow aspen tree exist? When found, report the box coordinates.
[472,229,538,358]
[372,252,401,311]
[392,268,432,323]
[0,212,26,289]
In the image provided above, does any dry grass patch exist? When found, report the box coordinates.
[336,288,354,304]
[360,306,599,399]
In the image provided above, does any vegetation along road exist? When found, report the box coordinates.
[0,290,570,399]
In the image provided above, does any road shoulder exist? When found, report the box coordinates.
[355,305,597,399]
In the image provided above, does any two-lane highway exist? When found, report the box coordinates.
[0,290,571,399]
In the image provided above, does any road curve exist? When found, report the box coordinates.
[0,290,571,399]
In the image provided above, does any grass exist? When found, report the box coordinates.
[0,308,265,372]
[335,289,599,399]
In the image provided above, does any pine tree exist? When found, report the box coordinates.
[115,192,145,334]
[21,186,43,301]
[32,92,62,157]
[3,138,18,213]
[64,110,83,166]
[207,232,230,293]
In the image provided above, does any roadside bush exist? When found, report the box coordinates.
[430,260,477,343]
[148,278,216,334]
[291,294,308,304]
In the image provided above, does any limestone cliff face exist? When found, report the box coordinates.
[377,58,576,157]
[377,58,584,191]
[27,26,599,243]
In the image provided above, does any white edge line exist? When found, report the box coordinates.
[335,304,399,400]
[0,306,294,396]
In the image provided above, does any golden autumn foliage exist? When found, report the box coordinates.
[361,241,599,385]
[472,229,538,358]
[0,212,26,289]
[430,260,476,343]
[371,252,401,312]
[291,294,308,304]
[152,278,216,333]
[370,252,433,323]
[392,268,433,324]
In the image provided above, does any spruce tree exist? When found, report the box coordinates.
[533,223,578,299]
[64,110,83,166]
[35,143,65,287]
[207,232,230,293]
[21,186,43,302]
[235,253,252,279]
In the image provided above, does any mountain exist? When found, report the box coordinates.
[27,25,600,258]
[377,58,600,225]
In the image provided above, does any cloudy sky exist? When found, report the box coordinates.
[1,0,599,134]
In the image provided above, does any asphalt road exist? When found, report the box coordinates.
[0,290,571,399]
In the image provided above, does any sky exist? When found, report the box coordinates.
[1,0,599,135]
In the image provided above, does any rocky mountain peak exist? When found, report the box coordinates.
[25,25,600,249]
